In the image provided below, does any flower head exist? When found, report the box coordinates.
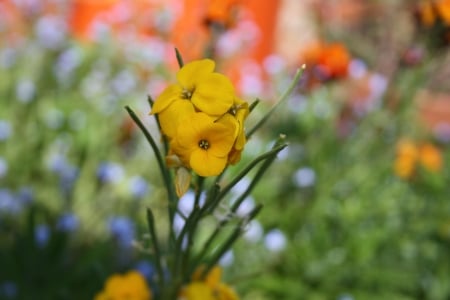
[170,112,237,177]
[179,266,239,300]
[301,41,351,87]
[150,58,249,181]
[95,271,152,300]
[151,59,235,138]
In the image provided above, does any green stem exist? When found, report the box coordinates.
[203,143,288,215]
[146,209,165,290]
[231,138,286,212]
[246,67,305,139]
[125,106,177,245]
[147,95,169,154]
[175,48,184,68]
[200,205,263,279]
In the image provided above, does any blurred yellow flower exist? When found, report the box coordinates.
[394,139,443,179]
[394,140,419,179]
[179,266,239,300]
[151,59,235,138]
[170,112,237,177]
[178,282,216,300]
[94,271,152,300]
[419,143,443,172]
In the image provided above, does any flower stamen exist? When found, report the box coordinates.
[198,139,210,150]
[182,88,194,99]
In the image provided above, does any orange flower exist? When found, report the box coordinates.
[416,0,450,28]
[301,41,351,87]
[204,0,240,28]
[435,0,450,25]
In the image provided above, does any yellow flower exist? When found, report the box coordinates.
[227,98,249,165]
[151,59,235,138]
[394,140,444,179]
[394,140,418,179]
[170,112,237,177]
[178,282,216,300]
[419,143,443,172]
[179,266,239,300]
[94,271,152,300]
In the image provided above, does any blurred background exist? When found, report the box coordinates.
[1,0,450,299]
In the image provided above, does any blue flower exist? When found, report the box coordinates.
[108,216,135,248]
[0,189,21,215]
[56,213,79,233]
[0,281,17,299]
[97,162,125,184]
[0,120,12,141]
[129,176,150,199]
[17,186,34,206]
[0,157,8,178]
[34,16,67,49]
[59,165,79,195]
[16,79,35,103]
[134,260,155,281]
[35,224,51,248]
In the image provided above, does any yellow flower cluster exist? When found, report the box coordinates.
[94,271,152,300]
[151,59,249,177]
[394,140,443,179]
[178,266,239,300]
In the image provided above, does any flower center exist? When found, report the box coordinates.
[181,88,194,100]
[198,139,210,150]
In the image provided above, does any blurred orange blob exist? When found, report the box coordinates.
[69,0,119,40]
[417,0,450,26]
[204,0,240,27]
[301,41,351,88]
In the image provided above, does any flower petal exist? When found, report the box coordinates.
[192,73,235,116]
[158,99,195,138]
[151,84,182,114]
[177,59,215,88]
[190,150,228,176]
